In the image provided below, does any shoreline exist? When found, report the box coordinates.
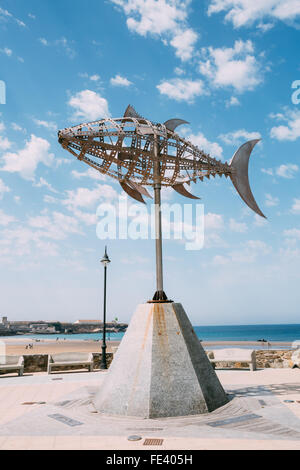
[0,337,294,355]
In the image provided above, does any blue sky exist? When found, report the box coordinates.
[0,0,300,325]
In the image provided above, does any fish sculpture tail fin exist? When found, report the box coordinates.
[229,139,266,219]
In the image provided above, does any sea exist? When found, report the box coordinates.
[2,323,300,349]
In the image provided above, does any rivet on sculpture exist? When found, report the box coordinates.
[58,106,265,418]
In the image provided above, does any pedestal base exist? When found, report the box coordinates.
[94,302,228,418]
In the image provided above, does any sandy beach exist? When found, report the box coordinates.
[0,337,292,355]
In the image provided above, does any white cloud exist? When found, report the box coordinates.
[254,213,268,227]
[72,168,107,181]
[62,184,118,226]
[265,193,279,207]
[0,7,26,28]
[111,0,198,61]
[16,19,26,27]
[261,168,273,176]
[0,7,12,19]
[276,164,298,179]
[28,211,82,240]
[229,217,248,232]
[203,213,225,248]
[270,109,300,141]
[261,164,299,179]
[44,195,58,204]
[33,177,58,193]
[0,47,12,57]
[174,67,185,75]
[113,0,187,35]
[80,73,101,82]
[68,90,110,122]
[110,74,133,87]
[39,37,76,59]
[0,209,15,226]
[0,178,10,199]
[231,239,271,263]
[291,198,300,214]
[90,74,100,82]
[170,28,198,61]
[226,96,240,107]
[207,0,300,29]
[11,122,26,133]
[71,209,97,226]
[219,128,261,145]
[1,135,54,180]
[63,184,118,210]
[33,119,57,132]
[284,228,300,240]
[199,40,263,93]
[0,136,12,151]
[212,238,270,265]
[212,254,229,265]
[157,78,206,102]
[205,213,224,231]
[188,132,223,158]
[39,38,49,46]
[257,22,274,32]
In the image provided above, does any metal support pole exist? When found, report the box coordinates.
[153,134,168,301]
[100,264,107,369]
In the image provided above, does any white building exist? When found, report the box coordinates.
[74,320,102,325]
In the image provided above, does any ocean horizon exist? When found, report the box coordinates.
[2,323,300,348]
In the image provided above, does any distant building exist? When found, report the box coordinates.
[74,320,103,325]
[29,323,56,334]
[1,317,9,329]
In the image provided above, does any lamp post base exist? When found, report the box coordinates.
[100,344,107,370]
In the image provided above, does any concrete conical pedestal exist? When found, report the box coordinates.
[94,302,228,418]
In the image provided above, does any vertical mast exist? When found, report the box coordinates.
[153,132,167,301]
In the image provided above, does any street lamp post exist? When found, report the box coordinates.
[100,246,111,369]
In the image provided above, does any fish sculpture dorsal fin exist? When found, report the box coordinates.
[124,105,145,120]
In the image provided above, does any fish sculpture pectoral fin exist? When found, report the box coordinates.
[120,180,146,204]
[229,139,266,218]
[172,183,201,200]
[127,181,153,199]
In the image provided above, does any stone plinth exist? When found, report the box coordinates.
[94,302,228,418]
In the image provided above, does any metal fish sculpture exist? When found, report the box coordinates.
[58,105,265,218]
[58,105,266,301]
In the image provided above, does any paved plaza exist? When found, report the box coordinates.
[0,368,300,450]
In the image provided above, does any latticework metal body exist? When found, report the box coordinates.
[58,106,266,301]
[58,116,231,188]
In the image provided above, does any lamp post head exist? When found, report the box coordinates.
[101,246,111,267]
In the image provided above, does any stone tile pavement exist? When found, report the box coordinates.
[0,369,299,450]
